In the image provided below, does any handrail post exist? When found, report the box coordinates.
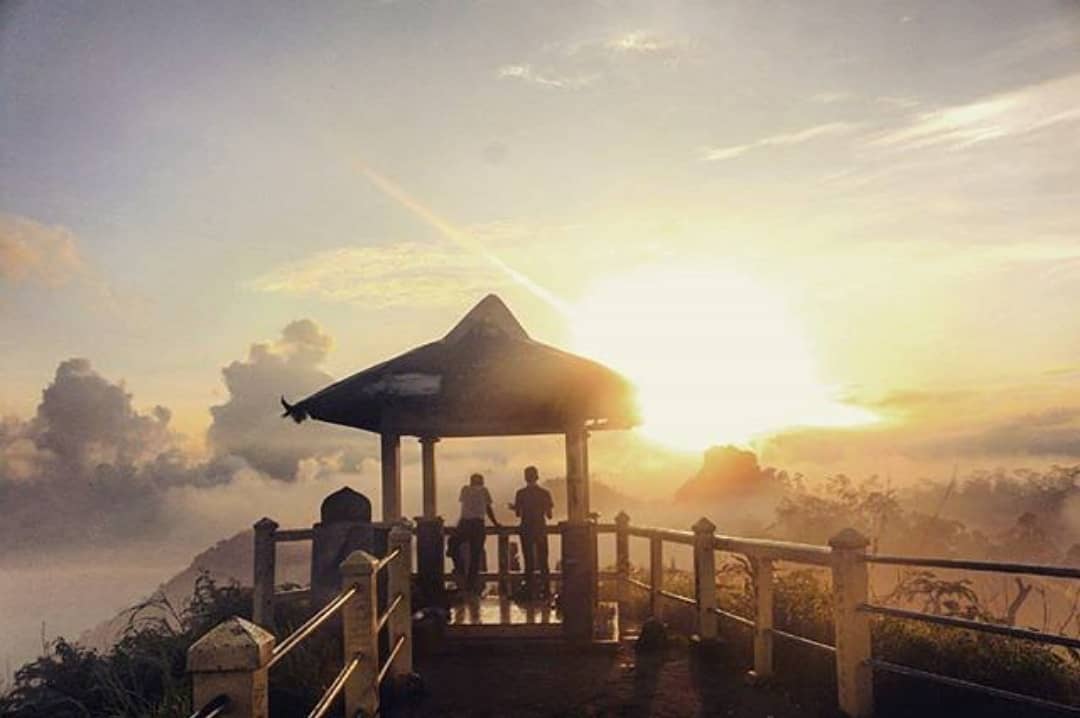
[387,523,414,677]
[341,550,380,718]
[497,530,510,597]
[253,517,278,633]
[830,528,874,718]
[614,512,630,616]
[750,557,774,679]
[188,617,274,718]
[692,518,718,640]
[649,534,663,618]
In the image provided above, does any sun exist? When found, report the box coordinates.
[571,264,875,452]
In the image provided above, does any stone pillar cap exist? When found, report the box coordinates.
[253,517,279,531]
[188,617,274,673]
[829,527,870,550]
[340,549,379,575]
[693,517,717,534]
[614,510,630,523]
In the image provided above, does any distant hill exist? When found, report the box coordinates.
[674,445,777,502]
[78,530,310,653]
[541,477,644,520]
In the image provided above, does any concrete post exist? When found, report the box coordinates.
[380,432,402,521]
[560,521,596,641]
[750,557,774,679]
[497,531,511,597]
[692,518,718,640]
[188,617,274,718]
[564,428,588,523]
[252,517,278,633]
[415,516,446,607]
[649,534,663,618]
[830,528,874,718]
[420,437,438,519]
[614,512,630,615]
[341,550,380,718]
[387,523,414,678]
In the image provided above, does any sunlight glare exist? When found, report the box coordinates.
[572,265,875,451]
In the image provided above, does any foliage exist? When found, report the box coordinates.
[0,572,329,718]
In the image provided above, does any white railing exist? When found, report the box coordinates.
[187,523,413,718]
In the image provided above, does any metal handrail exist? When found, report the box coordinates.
[274,528,315,542]
[714,535,832,566]
[374,547,402,574]
[657,588,696,606]
[307,653,362,718]
[770,627,835,653]
[859,603,1080,650]
[269,585,358,669]
[626,577,651,593]
[188,694,229,718]
[626,525,695,544]
[376,594,405,634]
[865,553,1080,580]
[378,635,407,686]
[866,658,1080,715]
[711,606,755,628]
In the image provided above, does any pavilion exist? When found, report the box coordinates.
[282,293,639,638]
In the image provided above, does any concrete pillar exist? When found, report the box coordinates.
[615,512,630,615]
[252,517,278,633]
[420,437,439,519]
[560,521,596,641]
[750,557,774,679]
[381,433,402,521]
[649,534,663,618]
[830,528,874,718]
[387,523,414,677]
[341,550,380,718]
[188,617,274,718]
[692,518,718,640]
[497,531,511,596]
[415,517,446,607]
[564,428,588,523]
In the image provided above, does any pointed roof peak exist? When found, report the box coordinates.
[443,294,530,344]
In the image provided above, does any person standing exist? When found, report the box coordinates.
[458,473,500,593]
[510,465,554,599]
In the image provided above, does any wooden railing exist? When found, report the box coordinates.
[612,513,1080,718]
[187,523,413,718]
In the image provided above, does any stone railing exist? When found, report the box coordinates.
[187,523,413,718]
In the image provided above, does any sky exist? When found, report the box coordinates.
[3,0,1080,671]
[4,0,1080,463]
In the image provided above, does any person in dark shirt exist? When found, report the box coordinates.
[509,465,554,599]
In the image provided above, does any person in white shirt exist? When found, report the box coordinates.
[458,473,501,592]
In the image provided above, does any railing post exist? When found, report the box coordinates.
[341,550,380,718]
[830,528,874,718]
[387,522,414,677]
[497,530,510,597]
[692,518,718,640]
[615,512,630,615]
[252,517,278,633]
[750,557,774,679]
[649,534,663,618]
[188,617,274,718]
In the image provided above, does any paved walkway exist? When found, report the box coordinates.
[410,638,824,718]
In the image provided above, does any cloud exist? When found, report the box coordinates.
[0,320,374,556]
[247,242,505,307]
[701,122,859,161]
[603,31,688,60]
[0,214,85,287]
[921,408,1080,459]
[208,319,373,479]
[496,63,598,89]
[865,72,1080,152]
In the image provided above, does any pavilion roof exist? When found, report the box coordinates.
[282,294,639,437]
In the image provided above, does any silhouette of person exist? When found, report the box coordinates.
[458,473,500,593]
[509,465,554,599]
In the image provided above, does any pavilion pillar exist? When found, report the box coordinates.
[562,426,595,641]
[380,432,402,521]
[420,437,438,519]
[416,436,445,607]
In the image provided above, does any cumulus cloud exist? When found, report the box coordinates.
[0,214,85,286]
[247,243,506,307]
[0,320,375,556]
[208,319,373,479]
[921,408,1080,459]
[701,122,859,161]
